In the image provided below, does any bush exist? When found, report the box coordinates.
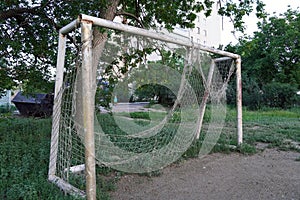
[242,76,263,110]
[262,82,298,109]
[226,76,299,109]
[0,105,10,113]
[226,75,263,110]
[0,104,16,115]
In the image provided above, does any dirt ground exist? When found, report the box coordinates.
[110,147,300,200]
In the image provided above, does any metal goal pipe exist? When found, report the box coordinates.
[50,13,243,198]
[81,20,97,200]
[79,14,240,59]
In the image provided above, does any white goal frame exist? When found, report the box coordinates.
[48,14,243,199]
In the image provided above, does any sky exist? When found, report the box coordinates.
[221,0,300,45]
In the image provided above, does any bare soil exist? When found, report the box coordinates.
[110,147,300,200]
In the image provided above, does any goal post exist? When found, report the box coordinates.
[236,57,243,145]
[81,20,97,200]
[48,19,97,199]
[48,14,243,198]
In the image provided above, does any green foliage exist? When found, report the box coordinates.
[182,139,202,158]
[242,107,300,151]
[236,143,257,155]
[0,0,265,93]
[226,74,263,110]
[134,84,177,105]
[262,82,299,109]
[131,50,185,105]
[218,0,266,32]
[97,113,180,153]
[0,117,72,199]
[0,117,114,199]
[225,9,300,109]
[1,106,299,199]
[130,49,206,107]
[253,9,300,86]
[242,76,262,110]
[0,105,16,115]
[0,59,15,94]
[129,112,151,119]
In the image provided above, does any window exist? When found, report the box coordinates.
[197,27,200,34]
[191,36,193,42]
[203,30,207,36]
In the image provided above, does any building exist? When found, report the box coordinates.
[113,0,222,48]
[0,90,11,107]
[186,0,222,48]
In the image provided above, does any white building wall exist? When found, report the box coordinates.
[189,0,222,48]
[0,90,11,107]
[113,0,222,48]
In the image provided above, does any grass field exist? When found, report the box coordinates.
[0,106,299,199]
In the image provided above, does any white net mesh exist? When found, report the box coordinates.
[50,25,238,193]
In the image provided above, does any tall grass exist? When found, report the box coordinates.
[1,106,299,199]
[0,116,117,199]
[242,107,300,150]
[0,117,77,199]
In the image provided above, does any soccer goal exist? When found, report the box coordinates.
[48,14,242,199]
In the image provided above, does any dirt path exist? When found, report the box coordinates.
[110,148,300,200]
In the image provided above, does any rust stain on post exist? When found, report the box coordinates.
[236,57,243,145]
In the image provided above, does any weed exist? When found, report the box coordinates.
[237,143,257,155]
[0,117,113,199]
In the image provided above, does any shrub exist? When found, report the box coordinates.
[262,82,298,109]
[226,75,262,110]
[0,104,15,114]
[242,76,263,110]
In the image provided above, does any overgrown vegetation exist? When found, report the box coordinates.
[0,117,116,200]
[0,118,72,199]
[1,106,299,199]
[225,9,300,110]
[242,107,300,151]
[0,105,16,116]
[1,0,266,94]
[184,106,300,156]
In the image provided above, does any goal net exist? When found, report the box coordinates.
[48,14,242,198]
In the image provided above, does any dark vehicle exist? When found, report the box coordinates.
[12,92,54,117]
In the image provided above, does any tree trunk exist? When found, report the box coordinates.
[91,0,120,92]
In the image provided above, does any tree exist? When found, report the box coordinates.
[0,58,14,95]
[225,9,300,108]
[231,9,299,87]
[0,0,266,93]
[130,50,185,105]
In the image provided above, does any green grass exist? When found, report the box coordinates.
[1,106,299,199]
[242,107,300,151]
[0,117,75,199]
[0,117,116,200]
[184,106,300,156]
[97,113,181,153]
